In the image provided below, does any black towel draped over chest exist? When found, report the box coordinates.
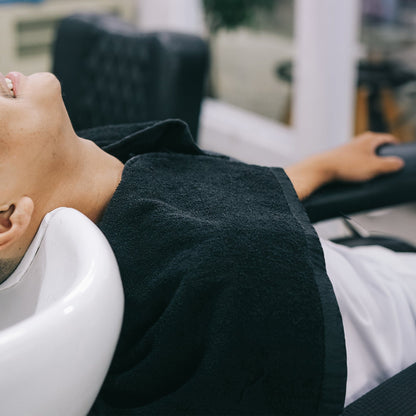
[81,120,346,415]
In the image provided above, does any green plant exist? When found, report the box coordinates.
[203,0,276,32]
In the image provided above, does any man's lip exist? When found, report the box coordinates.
[5,72,22,97]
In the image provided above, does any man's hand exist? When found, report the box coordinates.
[322,132,405,182]
[285,132,405,200]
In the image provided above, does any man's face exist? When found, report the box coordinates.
[0,72,71,207]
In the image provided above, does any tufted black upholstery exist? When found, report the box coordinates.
[52,13,209,139]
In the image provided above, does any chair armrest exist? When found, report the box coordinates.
[303,142,416,223]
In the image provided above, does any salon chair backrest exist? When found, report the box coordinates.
[0,208,124,416]
[52,13,209,140]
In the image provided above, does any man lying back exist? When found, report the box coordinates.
[0,71,413,415]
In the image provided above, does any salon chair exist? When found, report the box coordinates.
[0,208,124,416]
[51,12,416,416]
[304,142,416,415]
[52,13,208,140]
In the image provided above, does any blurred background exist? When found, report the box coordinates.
[3,1,416,143]
[1,0,416,240]
[3,1,416,150]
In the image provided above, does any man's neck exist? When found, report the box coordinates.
[70,137,124,223]
[43,136,125,224]
[0,133,124,278]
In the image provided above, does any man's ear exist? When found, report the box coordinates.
[0,197,34,251]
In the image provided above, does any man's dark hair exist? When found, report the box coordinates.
[0,258,20,285]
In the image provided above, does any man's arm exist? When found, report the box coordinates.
[285,132,405,201]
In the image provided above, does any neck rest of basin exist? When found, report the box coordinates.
[0,208,124,416]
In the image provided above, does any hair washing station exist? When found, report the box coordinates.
[0,208,124,415]
[1,11,416,416]
[0,13,209,416]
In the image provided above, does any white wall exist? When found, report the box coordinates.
[135,0,361,163]
[135,0,205,36]
[292,0,361,157]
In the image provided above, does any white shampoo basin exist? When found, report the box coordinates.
[0,208,124,416]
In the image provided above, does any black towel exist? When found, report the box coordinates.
[81,120,346,415]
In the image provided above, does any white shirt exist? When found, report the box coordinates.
[321,239,416,406]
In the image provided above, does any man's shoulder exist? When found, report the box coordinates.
[77,119,203,163]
